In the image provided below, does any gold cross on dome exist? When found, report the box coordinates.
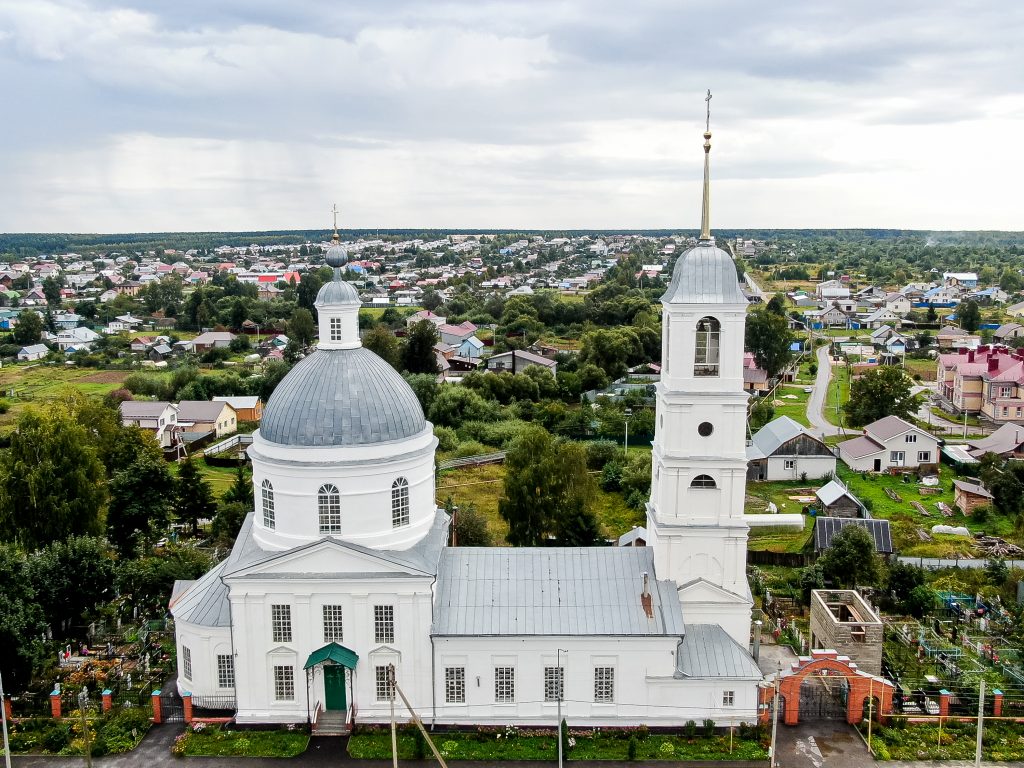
[705,89,712,133]
[331,203,340,235]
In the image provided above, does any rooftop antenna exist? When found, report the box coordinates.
[699,89,713,242]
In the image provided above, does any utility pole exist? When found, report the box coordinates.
[557,649,567,768]
[78,687,93,768]
[975,679,986,768]
[769,661,781,768]
[388,667,397,768]
[388,664,449,768]
[624,408,633,455]
[0,669,12,768]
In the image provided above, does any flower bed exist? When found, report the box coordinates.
[864,719,1024,761]
[6,708,151,757]
[347,724,769,761]
[172,722,310,757]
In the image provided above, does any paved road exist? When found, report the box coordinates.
[773,720,867,768]
[806,346,843,439]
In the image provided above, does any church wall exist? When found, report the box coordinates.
[174,622,233,699]
[228,575,435,724]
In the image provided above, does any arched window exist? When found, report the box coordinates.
[694,317,721,376]
[318,484,341,534]
[690,474,717,489]
[392,477,410,527]
[262,479,275,529]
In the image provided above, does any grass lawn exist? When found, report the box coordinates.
[745,480,815,553]
[437,462,643,544]
[823,363,850,427]
[173,725,309,757]
[903,357,937,381]
[767,385,812,427]
[173,457,242,499]
[348,729,768,761]
[864,720,1024,762]
[0,365,131,428]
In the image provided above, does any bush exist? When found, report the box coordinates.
[585,440,619,469]
[600,462,623,491]
[453,440,488,458]
[43,724,72,753]
[434,426,459,453]
[683,720,697,739]
[702,719,716,736]
[627,735,638,761]
[457,419,532,449]
[0,399,9,414]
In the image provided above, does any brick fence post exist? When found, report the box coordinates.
[151,690,162,724]
[182,692,193,724]
[3,695,12,722]
[49,690,61,719]
[101,689,113,713]
[938,689,950,718]
[993,689,1003,718]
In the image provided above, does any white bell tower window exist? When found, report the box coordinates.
[318,483,342,533]
[694,316,721,376]
[690,474,717,489]
[261,479,275,529]
[330,317,343,341]
[391,477,410,527]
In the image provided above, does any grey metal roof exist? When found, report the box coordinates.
[661,243,747,305]
[316,279,360,306]
[177,400,232,422]
[749,416,815,458]
[967,422,1024,456]
[432,547,685,637]
[259,347,426,446]
[169,560,230,627]
[837,434,885,459]
[952,479,993,498]
[865,415,916,441]
[120,401,173,419]
[813,517,893,554]
[674,624,762,679]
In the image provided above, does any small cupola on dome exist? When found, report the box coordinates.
[315,222,361,349]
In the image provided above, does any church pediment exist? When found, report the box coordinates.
[225,538,432,581]
[677,578,751,605]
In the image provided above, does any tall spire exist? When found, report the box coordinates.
[331,202,341,243]
[699,89,713,242]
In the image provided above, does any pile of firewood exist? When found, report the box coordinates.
[974,535,1024,558]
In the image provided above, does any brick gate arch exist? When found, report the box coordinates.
[778,651,894,726]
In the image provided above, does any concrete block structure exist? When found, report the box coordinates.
[808,590,883,676]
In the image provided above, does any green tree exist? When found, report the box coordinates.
[405,373,440,414]
[999,268,1022,294]
[749,399,776,431]
[985,557,1009,587]
[926,303,937,323]
[288,307,316,346]
[844,366,922,426]
[0,544,45,689]
[176,457,217,535]
[0,407,107,549]
[221,465,253,505]
[427,386,497,428]
[766,293,787,316]
[27,536,115,637]
[819,526,880,588]
[444,499,493,546]
[212,500,250,547]
[421,290,443,311]
[959,299,982,334]
[42,276,62,305]
[363,325,401,369]
[12,310,43,345]
[745,306,793,377]
[115,545,212,613]
[499,426,598,546]
[402,320,440,374]
[107,447,176,556]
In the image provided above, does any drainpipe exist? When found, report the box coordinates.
[430,571,439,728]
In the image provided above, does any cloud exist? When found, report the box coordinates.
[0,0,1022,231]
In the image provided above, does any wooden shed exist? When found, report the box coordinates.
[953,479,993,516]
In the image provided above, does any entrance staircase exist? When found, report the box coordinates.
[313,709,350,736]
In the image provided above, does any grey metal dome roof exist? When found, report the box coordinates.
[316,279,360,306]
[661,243,747,304]
[260,347,426,446]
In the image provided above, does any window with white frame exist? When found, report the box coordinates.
[784,459,796,470]
[323,605,344,643]
[723,690,735,707]
[262,479,275,529]
[494,667,515,703]
[273,665,294,700]
[217,655,235,688]
[271,604,292,643]
[690,474,717,489]
[543,666,564,702]
[445,667,465,704]
[890,451,905,465]
[375,666,394,701]
[1000,385,1013,398]
[905,433,917,443]
[374,605,395,643]
[318,483,341,534]
[391,477,410,527]
[182,646,192,680]
[330,317,343,341]
[917,451,931,463]
[594,667,615,703]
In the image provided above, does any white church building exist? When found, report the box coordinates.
[170,124,763,729]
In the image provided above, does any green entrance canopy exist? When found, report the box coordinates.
[304,642,359,670]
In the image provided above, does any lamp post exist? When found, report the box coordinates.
[1,668,12,768]
[557,649,567,768]
[78,687,93,768]
[623,408,633,455]
[769,661,781,768]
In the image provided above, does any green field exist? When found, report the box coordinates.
[823,363,850,427]
[767,385,812,427]
[0,365,131,427]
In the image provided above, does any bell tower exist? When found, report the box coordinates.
[646,95,753,647]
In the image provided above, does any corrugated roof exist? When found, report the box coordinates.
[816,480,857,507]
[865,415,916,441]
[432,547,684,637]
[750,416,816,458]
[120,401,173,419]
[813,517,893,554]
[967,422,1024,456]
[169,560,231,627]
[674,624,762,679]
[837,434,885,459]
[177,400,233,422]
[661,244,747,305]
[952,479,993,498]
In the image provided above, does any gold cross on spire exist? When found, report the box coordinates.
[331,203,340,242]
[705,89,712,133]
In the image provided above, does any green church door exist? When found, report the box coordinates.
[324,666,347,711]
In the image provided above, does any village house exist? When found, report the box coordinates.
[437,320,478,346]
[17,343,48,361]
[746,416,836,481]
[883,292,913,315]
[742,352,769,394]
[936,325,980,350]
[53,326,101,352]
[836,415,940,472]
[937,346,1024,420]
[192,331,236,352]
[213,395,264,422]
[816,279,850,300]
[994,323,1024,343]
[486,349,558,375]
[119,401,180,447]
[966,422,1024,459]
[176,400,238,437]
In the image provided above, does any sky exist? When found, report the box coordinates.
[0,0,1022,233]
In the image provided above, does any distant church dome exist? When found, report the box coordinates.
[662,243,746,305]
[260,347,426,446]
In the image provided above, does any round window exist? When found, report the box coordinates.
[698,421,713,437]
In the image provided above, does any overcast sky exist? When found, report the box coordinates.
[1,0,1022,233]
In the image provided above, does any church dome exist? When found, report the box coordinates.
[316,279,360,305]
[661,243,746,305]
[259,347,426,446]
